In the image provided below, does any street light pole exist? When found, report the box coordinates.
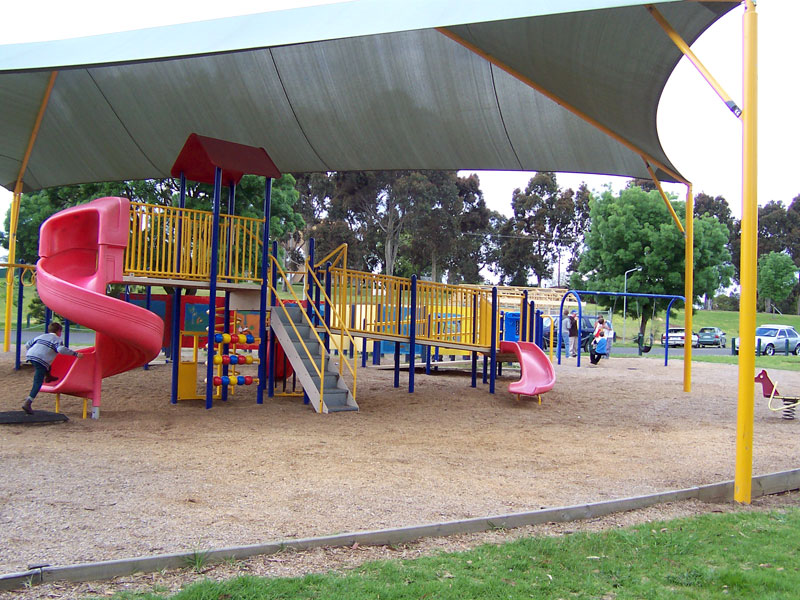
[623,266,642,343]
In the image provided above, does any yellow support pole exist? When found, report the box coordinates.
[643,160,685,234]
[4,71,58,352]
[683,184,693,393]
[647,5,742,119]
[735,0,758,505]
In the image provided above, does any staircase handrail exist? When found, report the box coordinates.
[314,243,348,271]
[268,255,357,411]
[305,259,358,392]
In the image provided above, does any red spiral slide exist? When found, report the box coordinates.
[35,197,164,418]
[499,340,556,400]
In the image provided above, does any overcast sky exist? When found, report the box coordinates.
[1,0,795,226]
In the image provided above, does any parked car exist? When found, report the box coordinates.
[732,324,800,356]
[697,327,727,348]
[660,327,699,348]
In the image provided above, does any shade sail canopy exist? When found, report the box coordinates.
[0,0,737,193]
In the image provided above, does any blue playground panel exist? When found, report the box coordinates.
[503,311,520,342]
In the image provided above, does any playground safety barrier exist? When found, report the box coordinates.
[126,202,264,283]
[267,252,358,410]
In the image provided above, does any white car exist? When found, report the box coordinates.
[660,327,699,348]
[732,324,800,356]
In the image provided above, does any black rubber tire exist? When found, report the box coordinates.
[765,344,775,356]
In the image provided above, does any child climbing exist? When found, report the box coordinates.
[22,322,83,414]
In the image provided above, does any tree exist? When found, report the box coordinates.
[757,251,797,313]
[571,186,734,334]
[497,172,591,286]
[445,174,492,284]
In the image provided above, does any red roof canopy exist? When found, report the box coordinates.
[170,133,281,186]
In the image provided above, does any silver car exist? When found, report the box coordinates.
[733,324,800,356]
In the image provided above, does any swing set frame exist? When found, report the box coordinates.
[559,290,684,368]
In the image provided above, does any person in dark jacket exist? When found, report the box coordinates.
[22,322,83,414]
[568,310,579,357]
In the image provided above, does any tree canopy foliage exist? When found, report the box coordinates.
[571,185,733,332]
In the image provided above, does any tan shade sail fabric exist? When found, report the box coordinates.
[0,0,737,192]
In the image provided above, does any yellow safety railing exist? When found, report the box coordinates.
[315,243,348,271]
[126,203,264,283]
[267,255,357,411]
[319,266,495,351]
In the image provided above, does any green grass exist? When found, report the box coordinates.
[93,507,800,599]
[611,309,800,347]
[643,350,800,372]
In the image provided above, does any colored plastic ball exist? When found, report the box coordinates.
[246,334,255,344]
[213,376,222,386]
[228,376,237,386]
[221,376,230,386]
[213,355,222,365]
[221,333,231,344]
[237,376,246,385]
[221,355,231,365]
[245,355,254,365]
[230,355,239,365]
[244,376,253,385]
[214,333,223,343]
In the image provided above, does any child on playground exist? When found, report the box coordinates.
[590,329,608,365]
[22,322,83,414]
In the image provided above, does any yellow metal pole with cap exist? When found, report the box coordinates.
[684,184,693,393]
[4,72,58,352]
[735,0,758,504]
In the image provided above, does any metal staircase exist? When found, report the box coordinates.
[270,304,358,413]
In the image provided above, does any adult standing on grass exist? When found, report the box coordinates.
[568,309,579,357]
[22,322,83,414]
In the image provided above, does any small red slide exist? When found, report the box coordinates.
[499,341,556,400]
[35,197,164,418]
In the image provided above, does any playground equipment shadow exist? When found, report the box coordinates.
[1,352,798,591]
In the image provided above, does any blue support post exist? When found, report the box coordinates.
[372,304,381,365]
[143,286,152,370]
[361,333,368,368]
[408,275,417,393]
[170,288,181,404]
[425,314,432,375]
[222,291,230,403]
[529,301,535,347]
[394,342,401,388]
[44,307,51,333]
[205,166,223,410]
[535,310,543,348]
[306,238,315,323]
[269,241,278,399]
[170,172,186,405]
[64,320,70,347]
[349,304,356,358]
[257,178,272,404]
[14,268,24,370]
[124,285,130,304]
[471,294,477,388]
[489,287,497,394]
[521,291,528,342]
[324,262,332,354]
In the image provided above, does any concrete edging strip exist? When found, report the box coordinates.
[2,468,798,591]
